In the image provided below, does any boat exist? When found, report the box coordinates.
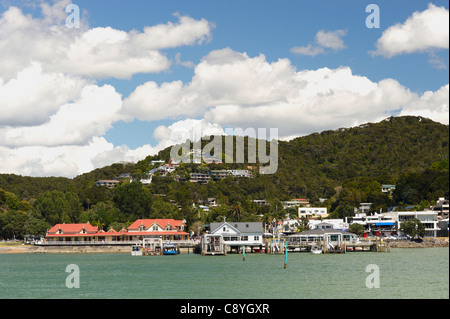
[163,243,179,255]
[131,244,143,256]
[310,245,322,255]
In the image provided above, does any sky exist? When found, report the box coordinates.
[0,0,449,178]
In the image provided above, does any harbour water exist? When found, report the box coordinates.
[0,248,448,299]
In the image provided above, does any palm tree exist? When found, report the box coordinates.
[230,203,244,222]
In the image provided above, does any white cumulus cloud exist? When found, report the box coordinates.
[291,29,347,56]
[371,3,449,58]
[0,3,214,80]
[124,48,447,140]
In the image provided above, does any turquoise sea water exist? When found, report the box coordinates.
[0,248,448,299]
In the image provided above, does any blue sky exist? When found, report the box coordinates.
[91,0,449,147]
[0,0,448,177]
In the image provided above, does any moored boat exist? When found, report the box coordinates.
[163,243,179,255]
[311,245,322,254]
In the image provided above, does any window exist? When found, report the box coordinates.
[153,225,158,231]
[254,236,259,241]
[241,236,248,241]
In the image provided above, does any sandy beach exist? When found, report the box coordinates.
[0,245,34,254]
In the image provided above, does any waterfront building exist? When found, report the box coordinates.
[285,228,358,251]
[127,219,189,241]
[209,222,263,249]
[346,213,396,237]
[46,223,127,243]
[44,219,189,244]
[385,211,440,238]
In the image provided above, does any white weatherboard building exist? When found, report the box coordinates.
[209,222,263,248]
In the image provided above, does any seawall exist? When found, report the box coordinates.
[27,245,131,254]
[387,238,449,248]
[20,245,196,254]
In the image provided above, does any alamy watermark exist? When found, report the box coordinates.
[365,4,380,29]
[65,4,80,28]
[65,264,80,288]
[169,124,279,175]
[365,264,380,289]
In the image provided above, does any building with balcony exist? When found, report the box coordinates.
[190,173,210,184]
[385,211,440,238]
[282,198,310,209]
[44,219,189,244]
[298,207,328,218]
[96,180,120,188]
[432,197,449,220]
[346,213,396,237]
[209,222,263,249]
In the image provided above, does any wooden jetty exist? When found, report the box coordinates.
[200,234,227,256]
[280,233,391,254]
[141,238,163,255]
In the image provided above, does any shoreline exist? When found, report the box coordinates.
[0,238,448,254]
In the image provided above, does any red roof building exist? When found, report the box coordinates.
[45,219,189,243]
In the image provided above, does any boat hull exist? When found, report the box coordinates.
[163,250,178,255]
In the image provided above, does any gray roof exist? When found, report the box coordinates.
[210,222,263,234]
[315,222,333,227]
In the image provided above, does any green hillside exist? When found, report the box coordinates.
[1,116,448,239]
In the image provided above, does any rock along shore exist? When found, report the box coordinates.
[387,238,449,249]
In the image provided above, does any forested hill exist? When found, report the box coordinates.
[1,116,448,200]
[0,116,448,238]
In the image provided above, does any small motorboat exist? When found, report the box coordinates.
[310,245,322,255]
[163,243,179,255]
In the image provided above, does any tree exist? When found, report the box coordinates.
[189,220,204,238]
[113,182,153,221]
[64,192,82,223]
[349,223,365,236]
[297,216,310,232]
[400,218,425,239]
[23,212,51,237]
[331,204,355,219]
[229,203,244,222]
[34,190,71,225]
[0,211,28,239]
